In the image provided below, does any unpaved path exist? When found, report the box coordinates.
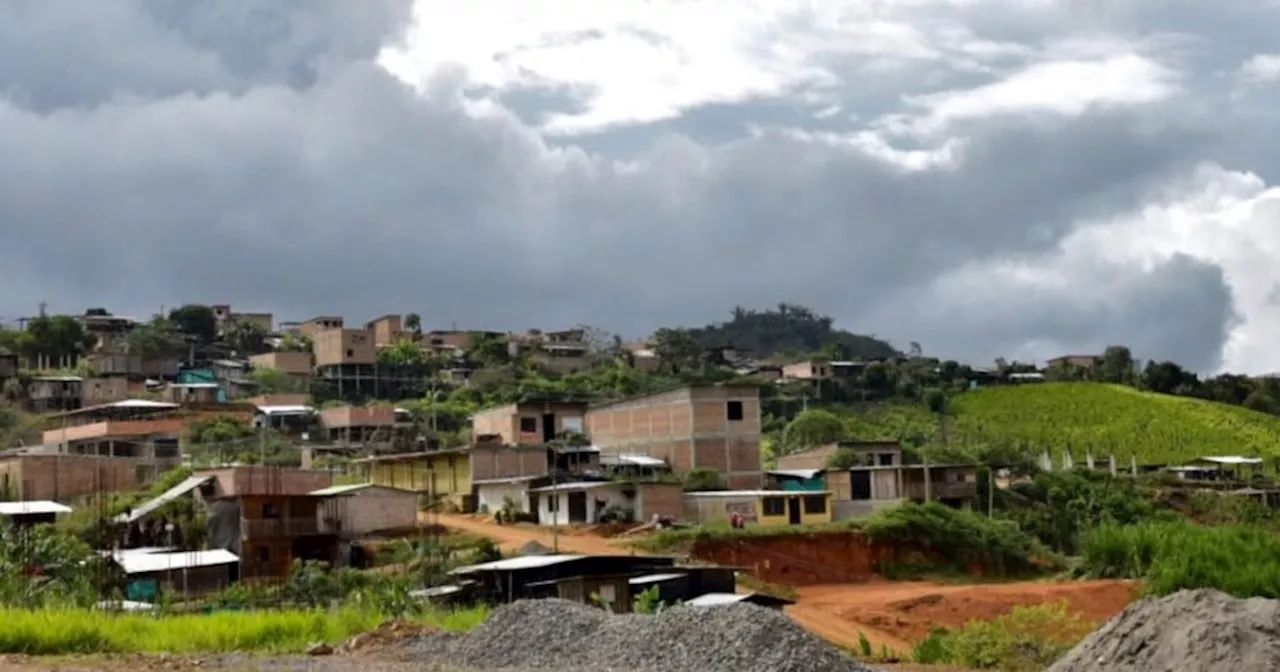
[435,515,1135,654]
[435,514,630,556]
[793,579,1137,652]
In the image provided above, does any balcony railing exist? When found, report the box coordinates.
[241,517,319,539]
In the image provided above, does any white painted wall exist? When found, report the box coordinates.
[536,485,634,526]
[477,482,532,514]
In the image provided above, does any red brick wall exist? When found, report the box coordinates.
[0,454,163,501]
[586,386,763,485]
[636,482,684,520]
[469,445,549,481]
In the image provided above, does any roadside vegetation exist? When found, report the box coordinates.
[908,601,1092,671]
[0,603,487,655]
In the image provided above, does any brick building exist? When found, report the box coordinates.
[471,401,589,445]
[585,385,764,489]
[0,453,161,501]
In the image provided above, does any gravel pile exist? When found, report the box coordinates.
[409,599,878,672]
[1049,589,1280,672]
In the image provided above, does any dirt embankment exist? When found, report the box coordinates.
[689,531,968,586]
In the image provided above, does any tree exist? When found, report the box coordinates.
[781,409,847,452]
[467,333,511,366]
[251,366,303,394]
[224,320,269,355]
[378,339,430,369]
[652,328,702,374]
[122,319,185,358]
[1143,360,1197,396]
[683,467,725,491]
[923,387,947,414]
[20,315,95,363]
[167,304,217,344]
[277,334,312,353]
[1099,346,1134,384]
[404,313,422,336]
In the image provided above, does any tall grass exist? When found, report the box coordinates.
[863,501,1054,577]
[0,604,488,655]
[1081,521,1280,598]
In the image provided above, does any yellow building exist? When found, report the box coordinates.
[363,448,472,505]
[682,490,833,527]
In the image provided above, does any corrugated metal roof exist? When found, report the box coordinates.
[685,592,753,606]
[116,549,239,574]
[256,404,315,415]
[683,490,833,498]
[1198,456,1264,465]
[0,501,72,516]
[600,453,667,467]
[529,481,621,494]
[308,483,414,497]
[450,554,584,574]
[767,469,824,480]
[108,399,180,409]
[628,572,688,585]
[115,475,214,524]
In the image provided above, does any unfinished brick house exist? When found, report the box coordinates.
[248,351,313,377]
[298,316,344,339]
[585,385,764,489]
[318,405,415,451]
[0,453,161,501]
[365,315,405,347]
[471,401,590,445]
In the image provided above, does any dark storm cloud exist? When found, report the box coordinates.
[881,254,1237,373]
[0,0,1255,369]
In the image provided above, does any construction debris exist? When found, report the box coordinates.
[1049,589,1280,672]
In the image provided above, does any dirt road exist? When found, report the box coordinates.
[436,515,1135,653]
[436,514,630,556]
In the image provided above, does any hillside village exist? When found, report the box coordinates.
[5,303,1280,670]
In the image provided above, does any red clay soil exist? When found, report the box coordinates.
[691,532,902,585]
[791,579,1137,652]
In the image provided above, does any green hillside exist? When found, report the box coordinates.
[841,383,1280,464]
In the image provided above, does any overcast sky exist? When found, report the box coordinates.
[3,1,1280,374]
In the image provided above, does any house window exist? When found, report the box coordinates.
[519,417,538,433]
[726,401,744,421]
[256,546,270,563]
[761,497,785,517]
[345,349,354,357]
[878,453,894,466]
[547,495,559,512]
[262,502,281,519]
[803,495,827,514]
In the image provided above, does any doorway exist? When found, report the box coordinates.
[851,471,872,500]
[542,414,557,442]
[567,491,588,523]
[787,497,802,525]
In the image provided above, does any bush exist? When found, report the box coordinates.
[1003,470,1174,554]
[1081,521,1280,598]
[919,601,1091,670]
[863,501,1052,577]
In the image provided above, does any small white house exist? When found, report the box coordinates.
[475,476,540,515]
[531,481,634,526]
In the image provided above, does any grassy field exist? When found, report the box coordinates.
[0,605,488,655]
[842,383,1280,464]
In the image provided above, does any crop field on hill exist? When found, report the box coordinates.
[842,383,1280,464]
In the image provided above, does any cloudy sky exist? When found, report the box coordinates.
[3,1,1280,374]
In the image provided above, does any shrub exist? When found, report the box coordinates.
[1080,521,1280,598]
[863,501,1051,577]
[919,601,1091,670]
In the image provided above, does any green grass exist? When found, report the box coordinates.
[0,605,488,655]
[843,383,1280,464]
[1080,521,1280,598]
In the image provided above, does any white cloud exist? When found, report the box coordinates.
[378,0,1030,134]
[935,163,1280,373]
[1239,53,1280,85]
[891,54,1179,137]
